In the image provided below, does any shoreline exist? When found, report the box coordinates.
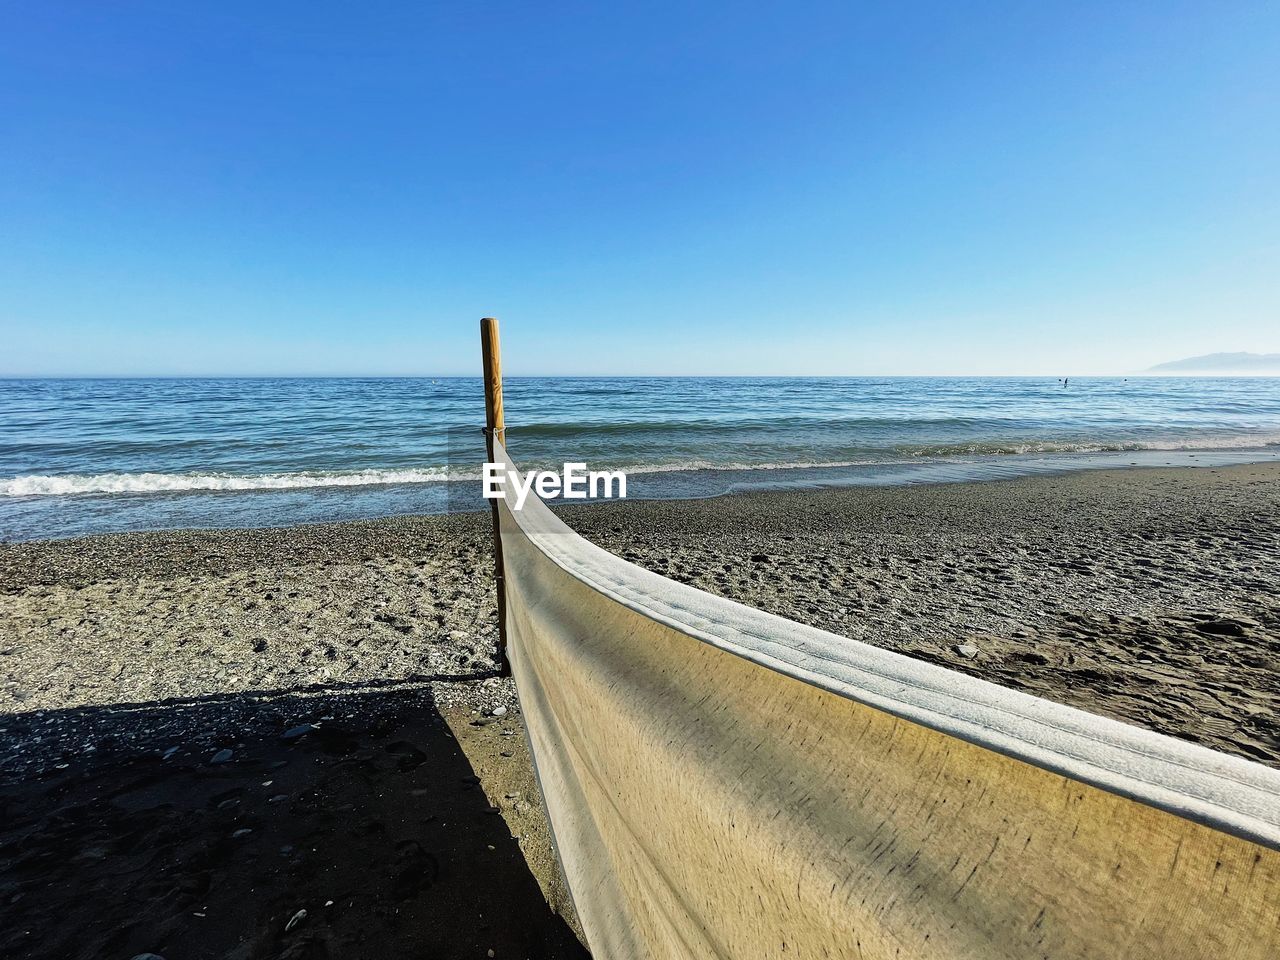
[2,461,1277,957]
[4,444,1280,544]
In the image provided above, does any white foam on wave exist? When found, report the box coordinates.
[905,434,1280,457]
[619,458,880,474]
[583,435,1280,474]
[0,467,466,497]
[0,461,878,497]
[5,433,1279,498]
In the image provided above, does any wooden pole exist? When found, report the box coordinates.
[481,317,510,676]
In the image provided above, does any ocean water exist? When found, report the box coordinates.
[2,376,1279,541]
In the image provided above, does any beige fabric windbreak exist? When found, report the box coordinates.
[492,442,1280,960]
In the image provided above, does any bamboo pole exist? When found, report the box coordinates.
[481,317,510,675]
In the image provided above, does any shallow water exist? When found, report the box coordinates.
[2,376,1279,540]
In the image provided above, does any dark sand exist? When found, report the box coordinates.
[2,461,1278,958]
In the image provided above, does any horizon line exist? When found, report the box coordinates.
[3,372,1280,381]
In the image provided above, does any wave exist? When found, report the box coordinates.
[5,433,1279,498]
[0,467,464,497]
[0,461,875,497]
[618,458,881,474]
[510,416,1000,437]
[903,434,1280,457]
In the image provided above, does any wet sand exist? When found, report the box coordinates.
[2,461,1278,958]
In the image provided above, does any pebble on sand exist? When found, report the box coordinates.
[210,749,234,764]
[955,644,980,658]
[285,908,308,932]
[281,723,316,741]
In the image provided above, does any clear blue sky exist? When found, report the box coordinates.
[1,2,1276,376]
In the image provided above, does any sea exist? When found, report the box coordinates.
[2,376,1280,542]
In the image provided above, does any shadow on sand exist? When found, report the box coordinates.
[0,679,588,960]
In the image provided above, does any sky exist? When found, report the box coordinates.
[1,2,1277,376]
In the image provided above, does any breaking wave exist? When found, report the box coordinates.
[5,430,1280,499]
[902,435,1280,457]
[0,467,464,497]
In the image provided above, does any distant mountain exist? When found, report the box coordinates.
[1148,352,1280,374]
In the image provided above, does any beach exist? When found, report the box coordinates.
[2,461,1278,958]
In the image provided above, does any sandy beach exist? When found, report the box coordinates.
[2,461,1278,958]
